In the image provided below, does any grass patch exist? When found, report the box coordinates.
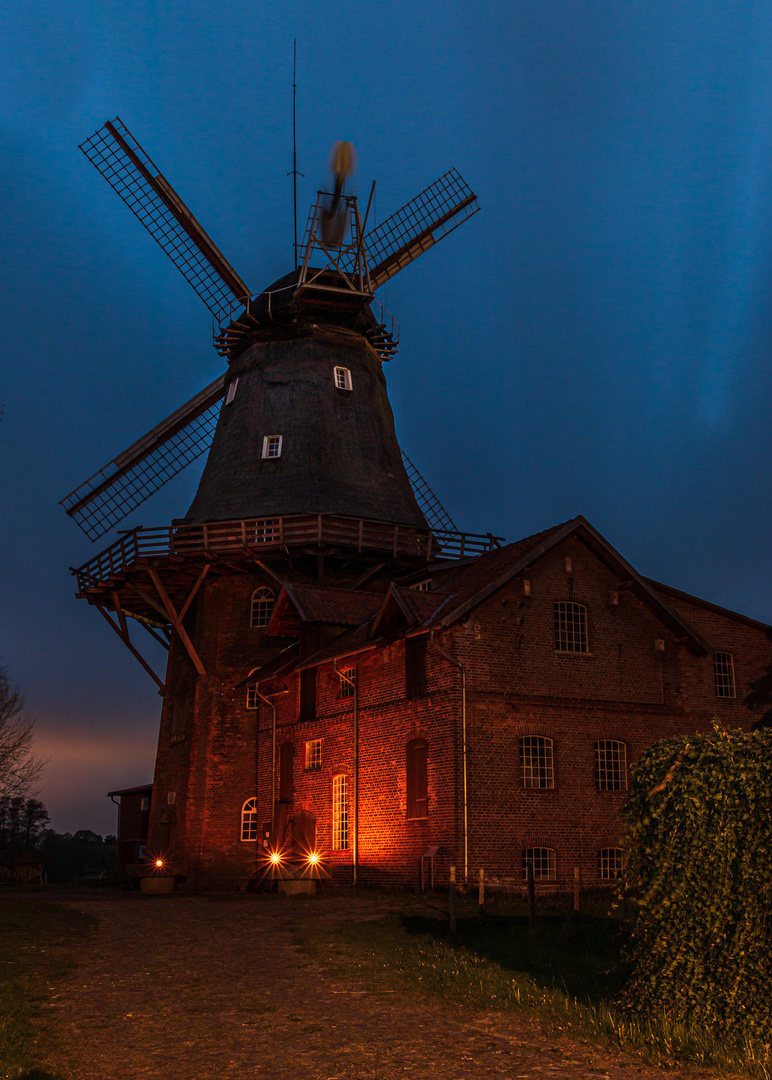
[296,890,772,1078]
[0,897,93,1080]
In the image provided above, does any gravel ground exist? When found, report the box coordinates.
[27,889,720,1080]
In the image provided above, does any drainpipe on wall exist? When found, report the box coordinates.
[256,686,278,831]
[334,660,358,886]
[429,630,468,886]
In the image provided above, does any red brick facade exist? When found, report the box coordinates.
[145,517,772,891]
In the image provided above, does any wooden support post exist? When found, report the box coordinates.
[478,867,485,920]
[573,866,580,916]
[449,864,457,934]
[527,859,535,926]
[148,568,206,676]
[95,604,165,692]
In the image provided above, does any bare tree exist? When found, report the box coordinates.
[0,663,44,798]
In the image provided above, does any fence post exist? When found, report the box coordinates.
[449,865,457,934]
[478,867,485,920]
[573,866,580,916]
[527,859,535,926]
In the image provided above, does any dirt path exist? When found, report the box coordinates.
[32,890,709,1080]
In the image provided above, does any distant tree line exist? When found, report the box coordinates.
[0,795,117,881]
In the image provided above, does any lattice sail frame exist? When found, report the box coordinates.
[80,118,250,320]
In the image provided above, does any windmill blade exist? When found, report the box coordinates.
[61,375,227,541]
[400,449,458,533]
[80,118,251,320]
[365,169,479,289]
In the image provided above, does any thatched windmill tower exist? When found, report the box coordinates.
[62,119,495,884]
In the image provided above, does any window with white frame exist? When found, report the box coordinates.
[334,366,352,391]
[262,435,283,459]
[250,587,274,628]
[522,847,556,880]
[332,774,349,850]
[225,377,239,405]
[246,684,258,709]
[594,740,628,791]
[554,601,588,652]
[519,735,554,788]
[339,667,356,698]
[714,652,736,698]
[305,739,322,771]
[241,798,258,841]
[598,847,624,879]
[254,518,280,543]
[140,796,150,812]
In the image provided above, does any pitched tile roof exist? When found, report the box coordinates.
[275,584,382,627]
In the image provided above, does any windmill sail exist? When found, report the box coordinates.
[80,118,251,319]
[363,169,479,289]
[61,375,227,541]
[399,449,458,533]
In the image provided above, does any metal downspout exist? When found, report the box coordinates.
[429,630,468,885]
[334,661,358,886]
[257,687,277,831]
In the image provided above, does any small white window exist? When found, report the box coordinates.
[138,844,146,861]
[246,684,258,709]
[332,775,349,850]
[140,796,150,812]
[305,739,322,771]
[595,740,628,791]
[339,667,356,698]
[251,587,275,628]
[519,736,554,789]
[225,377,239,405]
[714,652,736,698]
[334,366,352,391]
[554,601,588,652]
[167,791,176,806]
[262,435,283,459]
[241,798,258,841]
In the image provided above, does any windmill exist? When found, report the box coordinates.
[60,118,480,543]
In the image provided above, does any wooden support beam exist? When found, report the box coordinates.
[179,564,209,621]
[95,604,165,692]
[148,568,206,676]
[253,559,285,587]
[349,563,385,590]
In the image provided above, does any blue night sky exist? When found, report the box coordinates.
[3,1,772,833]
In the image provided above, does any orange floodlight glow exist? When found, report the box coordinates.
[155,858,164,869]
[270,851,282,865]
[307,851,319,865]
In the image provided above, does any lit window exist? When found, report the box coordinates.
[246,684,257,709]
[241,798,258,841]
[250,587,274,628]
[339,667,356,698]
[262,435,283,459]
[598,848,624,879]
[225,377,239,405]
[334,366,352,391]
[305,739,322,771]
[522,848,556,880]
[594,740,628,791]
[406,739,428,819]
[332,775,349,850]
[554,602,588,652]
[519,736,554,788]
[714,652,736,698]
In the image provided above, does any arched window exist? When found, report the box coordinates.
[519,735,554,788]
[594,740,628,791]
[598,848,624,879]
[522,847,556,880]
[406,738,428,819]
[250,587,274,628]
[241,798,258,842]
[554,601,588,652]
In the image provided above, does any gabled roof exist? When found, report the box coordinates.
[370,583,451,637]
[237,641,300,687]
[267,583,382,635]
[646,578,772,634]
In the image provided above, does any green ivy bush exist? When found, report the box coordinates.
[618,723,772,1039]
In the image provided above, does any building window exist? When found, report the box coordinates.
[246,684,257,709]
[338,667,356,698]
[262,435,283,459]
[405,636,427,699]
[241,798,258,841]
[254,518,280,543]
[140,796,150,812]
[332,774,349,850]
[598,847,624,879]
[225,377,239,405]
[334,366,352,391]
[299,668,316,722]
[714,652,736,698]
[250,587,274,628]
[138,844,146,861]
[519,736,554,788]
[305,739,322,771]
[594,740,628,791]
[406,738,428,819]
[554,601,588,652]
[522,847,556,880]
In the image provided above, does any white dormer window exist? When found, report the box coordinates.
[225,377,239,405]
[334,366,352,391]
[262,435,282,459]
